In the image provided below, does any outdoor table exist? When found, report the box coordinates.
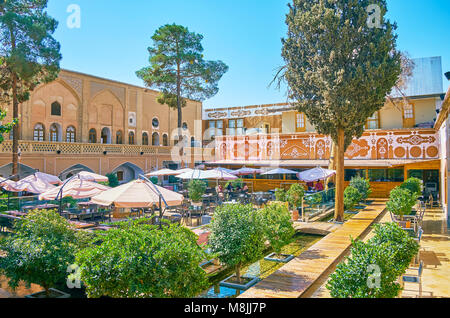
[68,220,95,229]
[5,210,27,217]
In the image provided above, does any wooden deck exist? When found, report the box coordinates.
[294,221,341,236]
[239,199,387,298]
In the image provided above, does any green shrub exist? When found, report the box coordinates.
[150,176,159,185]
[208,204,264,283]
[349,176,372,200]
[344,186,362,211]
[286,183,305,209]
[0,210,83,297]
[188,179,207,202]
[327,239,402,298]
[274,188,287,202]
[386,187,418,218]
[75,221,208,298]
[106,173,119,187]
[327,223,419,298]
[370,222,419,271]
[259,202,295,256]
[400,177,423,196]
[305,193,322,207]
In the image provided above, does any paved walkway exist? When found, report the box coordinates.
[239,199,387,298]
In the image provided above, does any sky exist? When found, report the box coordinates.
[46,0,450,110]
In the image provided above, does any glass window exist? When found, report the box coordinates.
[34,123,45,141]
[387,169,404,182]
[162,134,168,146]
[89,129,97,144]
[50,124,59,142]
[116,131,123,144]
[367,112,379,129]
[51,102,61,116]
[296,113,305,129]
[116,171,124,182]
[404,104,414,119]
[345,169,366,182]
[66,126,76,143]
[368,169,388,182]
[142,132,149,146]
[152,132,159,146]
[128,131,135,145]
[152,118,159,128]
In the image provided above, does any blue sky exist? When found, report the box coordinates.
[46,0,450,109]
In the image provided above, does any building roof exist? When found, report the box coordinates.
[391,56,444,98]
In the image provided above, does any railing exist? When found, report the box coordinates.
[0,140,178,156]
[302,188,336,221]
[214,129,440,162]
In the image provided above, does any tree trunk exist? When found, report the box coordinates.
[326,141,337,189]
[334,129,345,222]
[12,73,19,181]
[236,263,242,284]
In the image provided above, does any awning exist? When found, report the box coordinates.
[207,159,440,168]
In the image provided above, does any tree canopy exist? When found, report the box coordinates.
[75,221,208,298]
[136,24,228,129]
[0,0,61,176]
[281,0,402,221]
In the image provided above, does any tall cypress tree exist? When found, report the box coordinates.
[0,0,61,178]
[282,0,401,221]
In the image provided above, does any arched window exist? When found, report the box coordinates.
[33,123,45,141]
[182,122,188,131]
[128,131,135,145]
[66,126,76,143]
[50,124,59,142]
[152,132,160,146]
[162,134,169,147]
[142,132,149,146]
[89,129,97,143]
[116,130,123,144]
[101,127,111,144]
[152,118,159,129]
[51,102,61,116]
[191,137,195,147]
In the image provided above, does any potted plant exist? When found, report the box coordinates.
[274,188,287,202]
[344,186,362,214]
[188,179,207,207]
[0,210,84,298]
[386,187,419,222]
[260,202,296,263]
[349,176,371,204]
[208,203,264,290]
[286,183,305,219]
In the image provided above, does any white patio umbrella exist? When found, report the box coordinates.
[145,168,179,177]
[174,168,194,175]
[9,177,56,194]
[260,168,299,175]
[212,167,235,174]
[297,167,336,183]
[39,178,111,201]
[0,177,17,192]
[76,171,109,183]
[177,169,237,181]
[27,172,62,185]
[91,179,184,208]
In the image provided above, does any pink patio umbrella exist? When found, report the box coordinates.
[232,167,262,176]
[39,179,110,201]
[0,177,18,192]
[91,179,184,208]
[76,171,109,183]
[28,172,62,185]
[9,177,56,194]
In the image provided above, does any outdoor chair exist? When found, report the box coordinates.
[390,211,417,234]
[401,261,424,297]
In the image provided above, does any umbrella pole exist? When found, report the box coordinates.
[159,195,162,230]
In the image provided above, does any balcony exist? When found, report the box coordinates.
[0,140,173,156]
[213,129,440,163]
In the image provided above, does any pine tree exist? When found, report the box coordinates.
[281,0,401,221]
[0,0,61,178]
[136,24,228,139]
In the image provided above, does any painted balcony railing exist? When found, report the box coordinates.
[0,140,173,156]
[214,129,440,162]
